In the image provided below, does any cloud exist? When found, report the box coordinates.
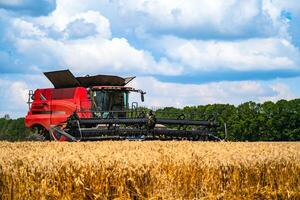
[0,8,181,76]
[0,0,56,16]
[95,0,294,40]
[1,0,299,79]
[0,73,52,118]
[30,0,289,40]
[64,19,97,39]
[11,18,45,38]
[119,0,261,29]
[160,36,300,73]
[260,83,295,102]
[129,76,293,108]
[55,10,112,39]
[0,79,28,115]
[11,32,181,75]
[2,15,300,81]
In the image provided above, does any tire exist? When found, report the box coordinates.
[29,126,51,141]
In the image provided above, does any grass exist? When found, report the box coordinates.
[0,141,299,199]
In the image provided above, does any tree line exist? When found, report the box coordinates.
[155,99,300,141]
[0,99,299,141]
[0,117,30,141]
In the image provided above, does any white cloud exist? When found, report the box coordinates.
[161,36,300,72]
[0,74,53,118]
[26,0,291,39]
[128,77,289,108]
[8,20,300,77]
[2,0,300,76]
[0,79,28,111]
[110,0,290,38]
[65,11,111,39]
[33,0,103,31]
[120,0,260,28]
[2,7,181,76]
[13,36,182,76]
[59,10,111,39]
[11,18,45,38]
[260,83,295,102]
[264,0,300,19]
[33,9,111,39]
[10,81,28,106]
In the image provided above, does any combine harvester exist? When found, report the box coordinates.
[25,70,220,141]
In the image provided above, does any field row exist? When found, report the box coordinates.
[0,142,299,199]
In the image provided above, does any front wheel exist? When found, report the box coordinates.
[30,126,51,141]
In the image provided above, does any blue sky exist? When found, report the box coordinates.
[0,0,300,118]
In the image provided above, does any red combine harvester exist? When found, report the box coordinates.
[25,69,220,141]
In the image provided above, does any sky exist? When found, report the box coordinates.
[0,0,300,118]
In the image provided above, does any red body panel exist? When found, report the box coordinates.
[25,87,91,130]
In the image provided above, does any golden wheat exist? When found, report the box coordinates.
[0,141,299,199]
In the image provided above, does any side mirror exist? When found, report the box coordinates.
[141,92,145,102]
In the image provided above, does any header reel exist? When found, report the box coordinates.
[50,111,221,141]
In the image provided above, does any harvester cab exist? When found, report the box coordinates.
[88,86,143,118]
[25,69,220,141]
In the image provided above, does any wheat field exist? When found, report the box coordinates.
[0,142,299,199]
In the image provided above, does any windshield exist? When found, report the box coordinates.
[91,90,128,111]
